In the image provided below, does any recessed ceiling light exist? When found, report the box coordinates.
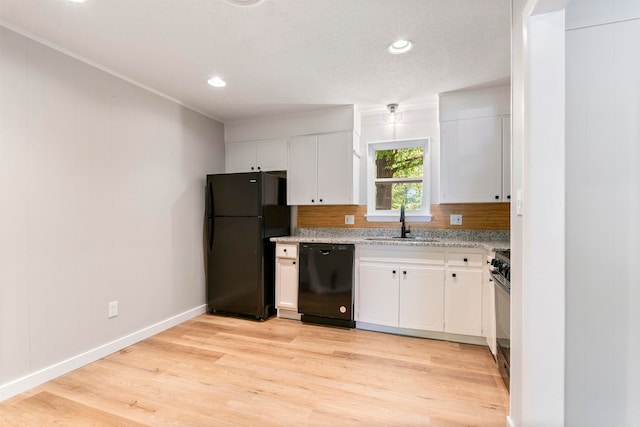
[207,77,226,88]
[387,39,414,55]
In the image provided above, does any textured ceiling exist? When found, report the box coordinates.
[0,0,510,123]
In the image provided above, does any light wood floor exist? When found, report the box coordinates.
[0,315,509,426]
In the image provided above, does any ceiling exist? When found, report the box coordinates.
[0,0,511,123]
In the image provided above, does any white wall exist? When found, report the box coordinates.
[565,8,640,426]
[512,1,640,426]
[511,1,567,426]
[0,26,225,400]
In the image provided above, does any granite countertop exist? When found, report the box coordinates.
[271,228,509,253]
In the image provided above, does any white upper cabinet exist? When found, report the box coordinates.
[440,117,502,203]
[287,135,318,205]
[287,131,359,205]
[225,138,288,173]
[502,117,511,201]
[439,85,511,203]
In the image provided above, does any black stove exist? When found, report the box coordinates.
[491,249,510,391]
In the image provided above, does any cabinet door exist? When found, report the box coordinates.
[317,132,353,204]
[483,270,497,357]
[398,265,444,331]
[440,117,502,203]
[357,262,399,327]
[276,258,298,310]
[257,138,288,171]
[226,141,256,173]
[444,269,483,336]
[287,135,318,205]
[502,116,511,201]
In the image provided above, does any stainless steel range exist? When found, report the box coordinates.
[491,249,510,391]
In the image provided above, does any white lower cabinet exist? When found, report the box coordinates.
[398,266,445,331]
[358,262,399,327]
[357,246,486,342]
[275,243,300,320]
[444,269,483,336]
[358,263,444,330]
[483,255,497,358]
[357,246,446,332]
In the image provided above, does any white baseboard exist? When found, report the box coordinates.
[0,304,207,402]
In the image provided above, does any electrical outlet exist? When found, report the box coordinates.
[345,215,355,225]
[450,214,463,225]
[108,301,118,319]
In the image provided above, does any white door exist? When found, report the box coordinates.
[276,258,298,310]
[440,117,502,203]
[226,141,256,173]
[317,132,353,204]
[398,265,445,331]
[502,116,511,201]
[257,138,288,171]
[483,271,497,357]
[357,262,399,327]
[287,135,318,205]
[444,269,483,336]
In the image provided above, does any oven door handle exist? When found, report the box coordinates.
[490,272,511,294]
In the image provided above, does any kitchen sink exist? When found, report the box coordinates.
[364,237,440,242]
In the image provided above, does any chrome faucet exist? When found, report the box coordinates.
[400,202,410,238]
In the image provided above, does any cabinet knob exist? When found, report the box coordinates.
[293,261,296,265]
[319,198,323,203]
[392,270,396,274]
[452,273,457,278]
[311,199,315,203]
[403,271,407,275]
[507,195,511,199]
[283,249,287,252]
[251,166,255,170]
[257,166,261,170]
[463,258,468,262]
[495,195,500,200]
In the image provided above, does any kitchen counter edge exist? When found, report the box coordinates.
[271,236,509,253]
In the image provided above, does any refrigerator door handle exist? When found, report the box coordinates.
[206,180,215,217]
[207,217,215,251]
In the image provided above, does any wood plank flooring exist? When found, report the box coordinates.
[0,315,509,426]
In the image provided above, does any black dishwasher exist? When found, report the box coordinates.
[298,243,355,328]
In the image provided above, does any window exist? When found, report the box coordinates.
[366,138,431,222]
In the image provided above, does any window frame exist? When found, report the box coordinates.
[365,137,432,222]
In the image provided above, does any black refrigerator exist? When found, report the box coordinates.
[205,172,290,320]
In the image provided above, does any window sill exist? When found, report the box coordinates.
[365,213,433,223]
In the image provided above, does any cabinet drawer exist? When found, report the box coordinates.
[276,244,297,259]
[446,252,483,268]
